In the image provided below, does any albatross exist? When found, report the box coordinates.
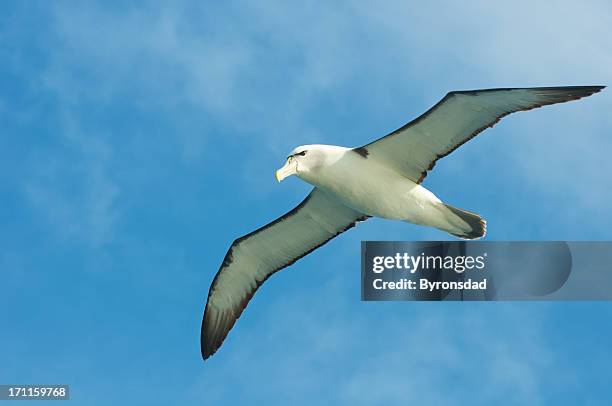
[201,86,604,359]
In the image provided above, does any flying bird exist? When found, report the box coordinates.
[201,86,604,359]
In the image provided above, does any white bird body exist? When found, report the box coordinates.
[294,144,476,237]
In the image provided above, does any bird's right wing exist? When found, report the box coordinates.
[358,86,604,183]
[201,188,368,360]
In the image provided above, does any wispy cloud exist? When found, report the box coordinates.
[24,111,119,247]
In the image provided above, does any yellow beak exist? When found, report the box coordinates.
[275,159,298,182]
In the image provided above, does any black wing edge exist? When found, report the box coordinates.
[200,191,369,360]
[354,85,605,183]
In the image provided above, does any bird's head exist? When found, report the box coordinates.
[275,144,330,182]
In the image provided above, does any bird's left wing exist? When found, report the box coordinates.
[357,86,604,183]
[201,187,368,359]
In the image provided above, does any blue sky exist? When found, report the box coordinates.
[1,1,612,404]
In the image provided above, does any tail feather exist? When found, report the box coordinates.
[442,204,487,240]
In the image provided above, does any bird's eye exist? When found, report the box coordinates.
[297,151,307,156]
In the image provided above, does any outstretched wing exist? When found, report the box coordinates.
[358,86,604,183]
[201,188,368,359]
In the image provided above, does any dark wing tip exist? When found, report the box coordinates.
[200,314,215,360]
[200,309,217,360]
[200,305,238,360]
[200,269,270,361]
[449,85,605,102]
[587,85,605,91]
[565,85,605,92]
[200,320,219,360]
[201,335,215,360]
[532,85,605,99]
[454,85,606,94]
[519,85,605,110]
